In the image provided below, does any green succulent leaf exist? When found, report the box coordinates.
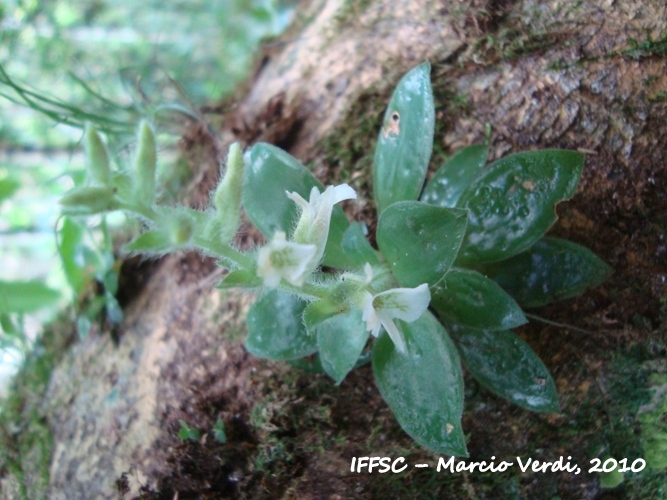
[376,201,467,288]
[60,186,119,215]
[431,268,527,331]
[482,237,612,308]
[373,62,434,214]
[246,289,316,360]
[58,217,90,294]
[123,230,172,253]
[0,280,60,314]
[450,325,559,413]
[422,144,488,208]
[456,150,584,264]
[294,349,371,375]
[316,310,369,384]
[243,143,352,268]
[373,311,467,456]
[342,222,379,268]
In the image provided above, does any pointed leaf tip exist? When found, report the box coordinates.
[373,63,435,213]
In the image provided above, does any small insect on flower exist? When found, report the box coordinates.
[256,231,317,288]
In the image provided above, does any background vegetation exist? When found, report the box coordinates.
[0,0,292,390]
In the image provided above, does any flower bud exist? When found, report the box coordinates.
[60,186,118,215]
[84,124,111,186]
[212,142,244,243]
[134,120,157,203]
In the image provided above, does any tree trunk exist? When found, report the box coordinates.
[6,0,667,498]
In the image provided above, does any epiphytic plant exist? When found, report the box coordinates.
[61,63,611,456]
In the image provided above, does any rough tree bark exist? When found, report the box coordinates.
[4,0,667,498]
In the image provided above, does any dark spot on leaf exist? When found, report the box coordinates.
[383,111,400,138]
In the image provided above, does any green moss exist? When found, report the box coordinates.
[625,468,667,500]
[648,92,667,103]
[0,318,75,499]
[623,32,667,60]
[599,457,624,489]
[474,30,559,61]
[247,368,302,476]
[638,374,667,470]
[318,85,389,193]
[596,351,667,498]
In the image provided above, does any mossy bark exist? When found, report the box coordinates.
[4,0,667,498]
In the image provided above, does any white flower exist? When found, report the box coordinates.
[286,184,356,266]
[361,283,431,354]
[257,231,317,288]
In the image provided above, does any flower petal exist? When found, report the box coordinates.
[256,231,317,288]
[361,291,380,335]
[332,183,357,204]
[286,191,312,218]
[257,246,273,280]
[374,283,431,323]
[314,186,336,221]
[308,186,321,205]
[286,183,357,271]
[378,314,407,353]
[363,262,373,284]
[282,243,317,286]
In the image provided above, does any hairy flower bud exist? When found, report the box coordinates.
[212,142,244,243]
[84,124,111,186]
[60,186,118,215]
[134,120,157,203]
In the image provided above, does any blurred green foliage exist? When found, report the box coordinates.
[0,0,291,144]
[0,0,292,361]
